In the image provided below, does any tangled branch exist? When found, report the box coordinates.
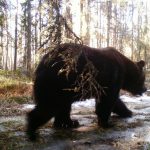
[49,44,104,101]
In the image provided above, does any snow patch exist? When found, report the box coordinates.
[120,94,150,103]
[144,129,150,142]
[21,94,150,111]
[22,104,35,110]
[72,99,95,109]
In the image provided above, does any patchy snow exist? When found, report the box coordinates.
[72,94,150,110]
[22,99,96,111]
[22,94,150,111]
[72,99,95,109]
[120,94,150,103]
[144,128,150,142]
[22,104,35,110]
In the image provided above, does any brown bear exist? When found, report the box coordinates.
[26,43,146,141]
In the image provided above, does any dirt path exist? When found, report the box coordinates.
[0,93,150,149]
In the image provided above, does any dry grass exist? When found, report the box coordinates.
[0,82,32,100]
[0,70,32,99]
[113,140,148,150]
[0,70,33,116]
[0,70,32,96]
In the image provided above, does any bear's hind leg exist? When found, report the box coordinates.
[53,103,79,128]
[26,106,53,141]
[113,98,132,118]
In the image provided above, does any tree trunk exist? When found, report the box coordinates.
[131,0,134,60]
[64,0,73,40]
[27,0,32,76]
[80,0,90,45]
[0,26,3,68]
[107,1,112,47]
[99,2,102,47]
[113,5,117,47]
[5,20,9,70]
[39,0,42,47]
[14,0,18,71]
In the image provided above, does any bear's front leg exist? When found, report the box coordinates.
[53,103,79,128]
[112,98,132,118]
[95,93,117,128]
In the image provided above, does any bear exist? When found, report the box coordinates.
[26,43,146,141]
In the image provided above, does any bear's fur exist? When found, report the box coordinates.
[27,43,146,141]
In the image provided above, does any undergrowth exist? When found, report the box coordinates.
[0,70,33,116]
[0,70,32,100]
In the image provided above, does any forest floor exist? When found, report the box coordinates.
[1,70,150,150]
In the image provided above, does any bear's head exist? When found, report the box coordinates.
[127,60,147,95]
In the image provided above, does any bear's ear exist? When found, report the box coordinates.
[136,60,145,69]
